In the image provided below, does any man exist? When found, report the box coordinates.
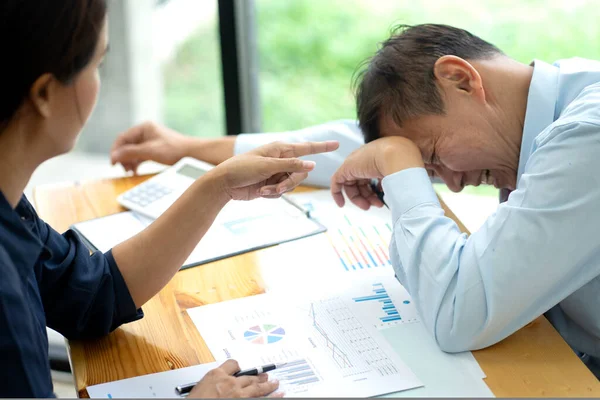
[111,24,600,377]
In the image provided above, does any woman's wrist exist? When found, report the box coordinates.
[200,165,234,205]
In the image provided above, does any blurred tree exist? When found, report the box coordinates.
[162,0,600,196]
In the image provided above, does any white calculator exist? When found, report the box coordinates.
[117,157,215,219]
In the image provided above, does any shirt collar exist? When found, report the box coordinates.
[517,59,560,183]
[0,191,44,271]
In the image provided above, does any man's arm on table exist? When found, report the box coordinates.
[382,121,600,352]
[111,120,364,188]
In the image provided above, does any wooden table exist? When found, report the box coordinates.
[34,175,600,398]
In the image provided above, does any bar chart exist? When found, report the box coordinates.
[326,214,393,272]
[351,282,418,329]
[270,359,321,393]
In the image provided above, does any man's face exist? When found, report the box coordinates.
[380,103,518,193]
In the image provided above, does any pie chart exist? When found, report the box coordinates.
[243,324,286,344]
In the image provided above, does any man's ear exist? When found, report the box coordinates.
[433,55,485,102]
[29,73,57,118]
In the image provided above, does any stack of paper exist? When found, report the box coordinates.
[86,190,493,398]
[187,280,423,398]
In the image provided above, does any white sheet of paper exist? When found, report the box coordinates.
[86,361,219,398]
[259,234,396,302]
[187,288,423,398]
[287,191,394,273]
[260,191,490,396]
[380,323,493,397]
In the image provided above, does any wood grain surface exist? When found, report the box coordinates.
[33,174,600,398]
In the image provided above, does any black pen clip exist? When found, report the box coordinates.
[370,179,388,209]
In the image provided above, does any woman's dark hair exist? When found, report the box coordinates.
[0,0,108,132]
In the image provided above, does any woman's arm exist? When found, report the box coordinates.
[112,140,337,308]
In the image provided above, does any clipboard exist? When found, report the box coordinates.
[71,195,326,270]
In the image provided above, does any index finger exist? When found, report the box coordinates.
[110,125,144,154]
[257,141,339,158]
[330,174,346,208]
[219,359,241,375]
[286,141,339,157]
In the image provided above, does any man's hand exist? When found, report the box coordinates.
[330,137,423,210]
[189,360,282,398]
[209,141,340,201]
[110,122,236,173]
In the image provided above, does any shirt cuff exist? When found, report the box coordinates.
[233,134,252,155]
[382,167,441,218]
[234,133,283,155]
[105,249,144,327]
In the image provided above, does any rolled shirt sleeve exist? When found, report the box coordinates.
[37,223,143,340]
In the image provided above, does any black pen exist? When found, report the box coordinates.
[234,362,285,376]
[175,363,286,396]
[370,179,389,209]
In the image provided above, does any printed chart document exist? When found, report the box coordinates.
[258,191,491,396]
[287,190,394,274]
[86,361,219,398]
[187,277,423,398]
[71,197,325,269]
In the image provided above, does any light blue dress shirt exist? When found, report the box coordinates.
[382,58,600,370]
[234,58,600,374]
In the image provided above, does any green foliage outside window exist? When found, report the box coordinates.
[162,0,600,196]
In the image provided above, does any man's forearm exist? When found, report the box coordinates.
[112,169,230,307]
[184,136,236,165]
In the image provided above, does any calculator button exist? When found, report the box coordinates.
[122,182,173,209]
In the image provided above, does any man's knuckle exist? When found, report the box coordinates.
[206,369,219,379]
[142,120,156,130]
[226,375,236,384]
[246,385,261,397]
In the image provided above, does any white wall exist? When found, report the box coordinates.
[77,0,162,154]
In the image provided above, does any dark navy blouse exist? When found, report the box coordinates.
[0,192,143,397]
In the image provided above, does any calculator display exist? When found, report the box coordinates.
[177,164,206,179]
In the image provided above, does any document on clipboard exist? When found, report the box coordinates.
[71,195,325,270]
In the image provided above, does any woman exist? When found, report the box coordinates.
[0,1,337,397]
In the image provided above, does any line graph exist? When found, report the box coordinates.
[309,304,352,369]
[308,297,400,377]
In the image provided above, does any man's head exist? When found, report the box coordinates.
[355,24,531,192]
